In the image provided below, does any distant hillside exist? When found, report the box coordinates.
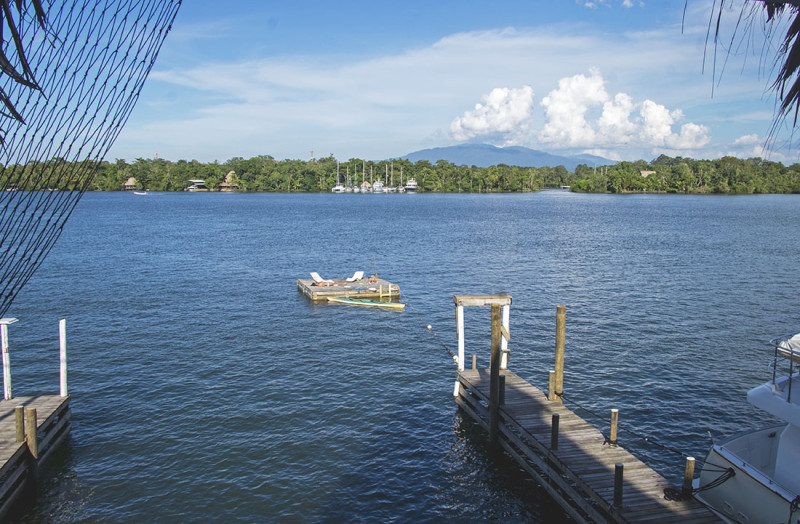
[400,143,614,171]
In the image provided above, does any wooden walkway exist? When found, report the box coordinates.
[0,394,71,519]
[456,369,719,523]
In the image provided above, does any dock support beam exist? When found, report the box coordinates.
[452,294,512,449]
[500,305,510,369]
[1,318,18,401]
[489,304,502,446]
[59,319,67,397]
[456,305,465,372]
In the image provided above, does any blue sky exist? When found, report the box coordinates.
[108,0,798,164]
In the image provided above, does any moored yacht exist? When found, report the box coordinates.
[694,333,800,523]
[404,178,418,193]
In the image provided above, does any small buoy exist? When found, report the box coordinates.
[427,325,432,330]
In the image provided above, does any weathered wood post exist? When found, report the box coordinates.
[489,303,502,446]
[499,374,506,405]
[548,306,566,402]
[1,318,18,401]
[551,413,560,450]
[614,463,624,507]
[683,457,695,496]
[610,409,619,445]
[25,406,38,481]
[59,318,68,397]
[25,407,38,459]
[472,354,477,371]
[554,305,565,402]
[15,405,24,443]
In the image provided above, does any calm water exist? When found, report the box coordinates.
[6,191,800,522]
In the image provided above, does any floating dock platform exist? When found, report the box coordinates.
[452,296,720,523]
[297,276,400,302]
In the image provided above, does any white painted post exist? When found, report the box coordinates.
[500,304,510,369]
[456,305,465,371]
[59,318,67,397]
[0,318,18,401]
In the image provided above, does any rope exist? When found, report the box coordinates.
[558,392,718,466]
[663,467,736,501]
[0,0,182,318]
[789,495,800,524]
[399,290,457,362]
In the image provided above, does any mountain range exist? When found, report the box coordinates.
[400,143,615,171]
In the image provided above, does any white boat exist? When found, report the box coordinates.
[404,178,418,193]
[694,333,800,523]
[184,179,208,191]
[372,179,384,193]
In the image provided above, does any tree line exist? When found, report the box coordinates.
[6,154,800,194]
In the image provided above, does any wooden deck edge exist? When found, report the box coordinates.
[0,464,29,522]
[0,444,26,480]
[0,397,72,520]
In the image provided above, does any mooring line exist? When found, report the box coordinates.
[399,290,457,363]
[558,392,718,469]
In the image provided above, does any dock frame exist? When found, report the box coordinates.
[452,296,719,523]
[0,318,72,519]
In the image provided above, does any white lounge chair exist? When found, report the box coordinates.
[346,271,364,282]
[310,272,333,284]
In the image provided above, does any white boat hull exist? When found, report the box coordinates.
[695,425,799,524]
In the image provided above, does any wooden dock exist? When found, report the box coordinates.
[0,318,72,519]
[0,395,71,519]
[297,276,400,302]
[452,295,720,523]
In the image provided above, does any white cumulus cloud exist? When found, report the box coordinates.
[539,69,608,146]
[449,86,535,143]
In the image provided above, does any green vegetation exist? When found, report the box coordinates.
[15,154,800,194]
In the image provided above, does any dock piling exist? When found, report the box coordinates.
[550,306,566,402]
[499,374,505,405]
[25,407,37,460]
[489,304,502,446]
[472,354,476,371]
[610,408,619,445]
[15,406,24,443]
[59,318,67,397]
[614,463,624,507]
[683,457,695,496]
[456,305,465,371]
[1,318,18,401]
[551,413,560,450]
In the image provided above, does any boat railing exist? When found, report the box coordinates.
[769,335,799,403]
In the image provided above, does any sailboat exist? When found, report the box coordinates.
[331,162,345,193]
